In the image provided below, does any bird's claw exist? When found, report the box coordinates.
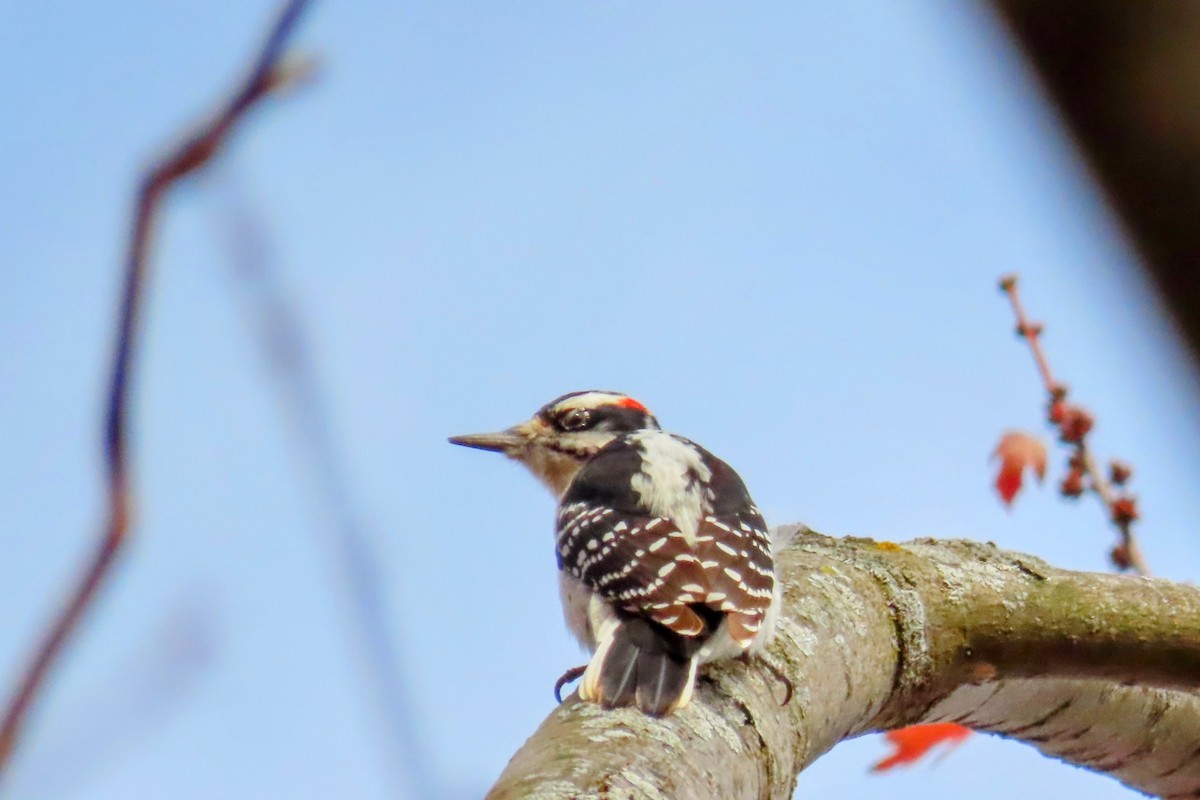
[554,664,587,703]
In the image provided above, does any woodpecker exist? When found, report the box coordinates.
[449,390,780,716]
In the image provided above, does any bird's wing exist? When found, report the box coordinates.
[557,500,773,645]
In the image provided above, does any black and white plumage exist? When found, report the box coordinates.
[449,390,779,716]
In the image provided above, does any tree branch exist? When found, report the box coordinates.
[212,175,439,798]
[999,274,1149,575]
[987,2,1200,365]
[0,0,313,779]
[488,527,1200,799]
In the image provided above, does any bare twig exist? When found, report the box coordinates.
[0,0,314,778]
[212,173,439,798]
[1078,447,1148,574]
[999,276,1058,392]
[998,274,1149,576]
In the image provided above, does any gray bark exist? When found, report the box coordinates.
[487,526,1200,799]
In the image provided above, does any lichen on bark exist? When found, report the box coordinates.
[487,527,1200,799]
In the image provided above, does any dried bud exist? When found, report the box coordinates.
[1049,384,1069,401]
[1111,496,1139,526]
[999,274,1017,292]
[1110,542,1131,571]
[1109,460,1132,486]
[1016,322,1044,339]
[1060,468,1085,498]
[1047,400,1066,425]
[1058,406,1094,444]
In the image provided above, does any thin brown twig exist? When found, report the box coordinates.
[1079,446,1149,575]
[0,0,314,778]
[998,274,1150,577]
[1000,275,1058,393]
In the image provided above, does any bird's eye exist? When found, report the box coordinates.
[560,408,593,431]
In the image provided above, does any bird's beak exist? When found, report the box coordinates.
[448,428,526,454]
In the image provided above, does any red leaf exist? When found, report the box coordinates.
[992,431,1048,506]
[872,723,972,772]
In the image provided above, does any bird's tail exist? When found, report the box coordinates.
[579,617,701,716]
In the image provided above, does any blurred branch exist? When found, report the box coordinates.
[212,173,439,799]
[0,0,314,779]
[989,1,1200,363]
[489,528,1200,799]
[9,599,215,800]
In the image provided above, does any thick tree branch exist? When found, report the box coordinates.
[488,527,1200,799]
[926,680,1200,797]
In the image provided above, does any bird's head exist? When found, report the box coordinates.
[449,390,660,495]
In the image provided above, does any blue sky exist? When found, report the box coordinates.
[3,2,1199,798]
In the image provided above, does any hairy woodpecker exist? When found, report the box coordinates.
[450,390,780,716]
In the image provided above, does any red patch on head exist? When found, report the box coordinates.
[618,397,648,413]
